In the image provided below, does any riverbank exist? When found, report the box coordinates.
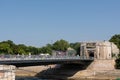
[15,65,120,80]
[15,65,56,77]
[68,70,120,80]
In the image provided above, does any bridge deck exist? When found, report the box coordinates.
[0,57,94,67]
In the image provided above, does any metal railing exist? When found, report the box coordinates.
[0,55,94,61]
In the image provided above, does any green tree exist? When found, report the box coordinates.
[115,54,120,69]
[17,44,28,54]
[53,39,69,51]
[5,40,15,47]
[109,34,120,49]
[70,42,80,55]
[0,42,13,54]
[17,48,26,55]
[15,44,26,54]
[109,34,120,69]
[45,44,53,54]
[40,46,52,54]
[46,44,53,49]
[27,46,38,54]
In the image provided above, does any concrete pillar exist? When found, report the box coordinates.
[96,46,99,59]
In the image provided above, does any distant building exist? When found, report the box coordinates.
[52,47,76,57]
[52,51,67,57]
[80,41,119,59]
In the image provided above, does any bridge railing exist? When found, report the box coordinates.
[0,55,94,61]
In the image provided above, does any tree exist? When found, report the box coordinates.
[53,39,69,51]
[109,34,120,49]
[27,46,38,54]
[40,46,52,54]
[4,40,15,46]
[115,54,120,69]
[0,42,13,54]
[15,44,27,54]
[109,34,120,69]
[70,42,80,55]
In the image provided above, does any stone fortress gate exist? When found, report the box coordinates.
[80,41,119,59]
[80,41,120,71]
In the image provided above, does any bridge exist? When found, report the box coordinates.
[0,55,94,67]
[0,41,118,67]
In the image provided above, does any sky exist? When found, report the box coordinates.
[0,0,120,47]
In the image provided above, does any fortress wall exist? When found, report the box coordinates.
[80,41,119,59]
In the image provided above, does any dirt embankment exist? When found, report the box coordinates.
[15,65,56,77]
[68,70,120,80]
[15,64,120,80]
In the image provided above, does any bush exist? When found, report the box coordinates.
[116,78,120,80]
[115,53,120,69]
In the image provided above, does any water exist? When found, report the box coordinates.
[16,77,43,80]
[16,76,60,80]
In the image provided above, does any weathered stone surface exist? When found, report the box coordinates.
[87,59,115,71]
[0,65,15,80]
[80,41,119,59]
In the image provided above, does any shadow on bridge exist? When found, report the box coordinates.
[35,61,92,80]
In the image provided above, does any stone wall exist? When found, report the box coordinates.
[80,41,119,59]
[87,59,115,71]
[0,65,15,80]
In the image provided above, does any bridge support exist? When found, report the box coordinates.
[87,59,115,71]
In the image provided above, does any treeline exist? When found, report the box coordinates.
[0,39,80,55]
[0,34,119,55]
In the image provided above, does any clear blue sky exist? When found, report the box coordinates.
[0,0,120,47]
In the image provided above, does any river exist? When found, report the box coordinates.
[16,77,44,80]
[16,76,65,80]
[15,64,83,80]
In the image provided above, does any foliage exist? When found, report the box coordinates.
[0,39,80,55]
[40,46,52,54]
[0,41,13,54]
[115,54,120,69]
[70,42,80,55]
[109,34,120,69]
[116,78,120,80]
[53,39,69,51]
[0,40,48,55]
[27,46,38,54]
[109,34,120,49]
